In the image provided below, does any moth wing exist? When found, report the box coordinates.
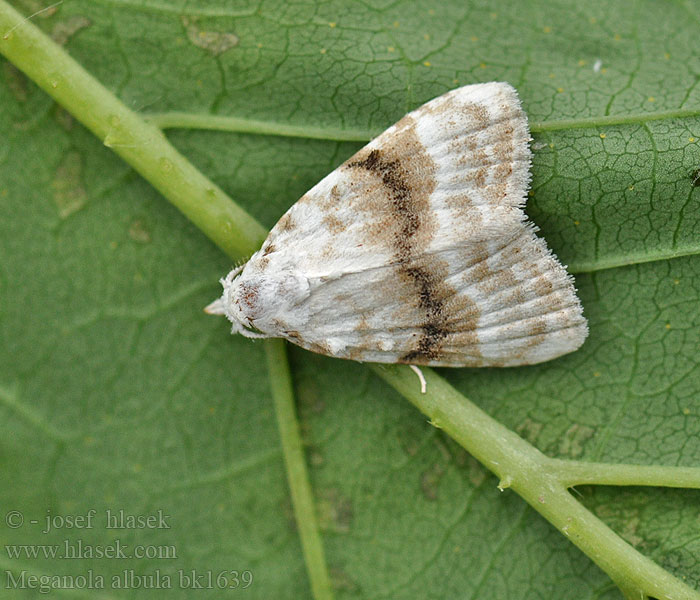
[247,82,587,366]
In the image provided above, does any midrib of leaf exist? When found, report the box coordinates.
[144,106,700,274]
[3,3,700,598]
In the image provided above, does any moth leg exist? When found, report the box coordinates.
[409,365,427,394]
[232,320,270,339]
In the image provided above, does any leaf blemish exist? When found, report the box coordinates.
[690,167,700,187]
[2,63,27,102]
[181,16,238,56]
[318,488,353,533]
[420,461,445,500]
[51,15,90,46]
[51,150,86,218]
[558,424,595,458]
[128,218,152,244]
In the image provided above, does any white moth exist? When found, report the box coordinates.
[207,82,588,367]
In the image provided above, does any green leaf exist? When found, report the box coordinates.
[2,0,700,598]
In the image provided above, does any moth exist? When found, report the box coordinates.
[207,82,588,367]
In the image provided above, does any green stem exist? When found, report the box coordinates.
[371,364,700,600]
[265,340,334,600]
[0,1,266,258]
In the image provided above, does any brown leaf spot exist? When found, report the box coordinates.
[420,461,446,501]
[182,16,239,56]
[128,219,151,244]
[53,107,74,131]
[51,15,91,46]
[516,418,544,444]
[51,151,86,218]
[558,424,595,458]
[2,63,28,103]
[329,568,359,593]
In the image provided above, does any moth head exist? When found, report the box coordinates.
[205,265,310,339]
[205,267,265,338]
